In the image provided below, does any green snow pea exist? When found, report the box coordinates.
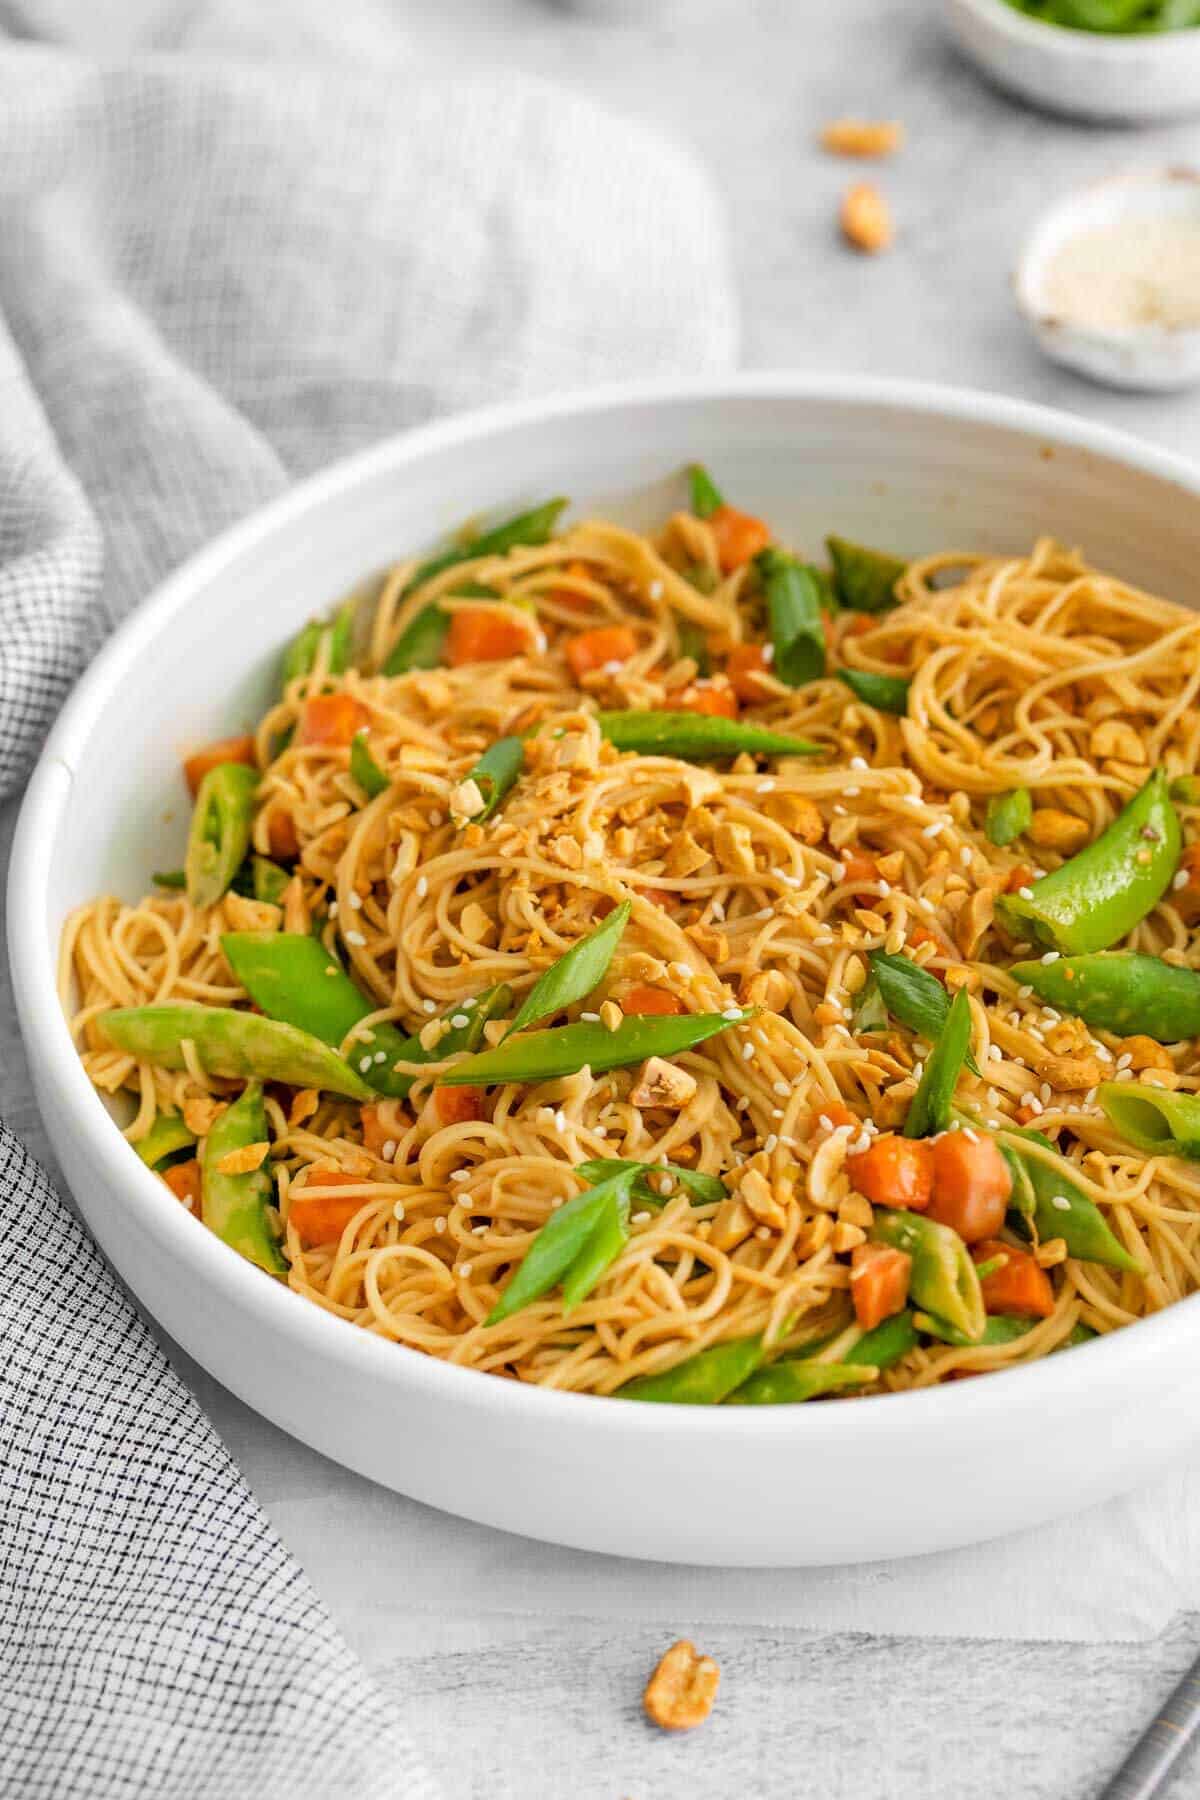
[869,949,981,1076]
[597,711,821,760]
[502,902,630,1041]
[1000,1127,1143,1272]
[349,730,389,798]
[485,1166,639,1324]
[995,769,1180,954]
[836,1308,920,1369]
[439,1007,753,1088]
[871,1209,986,1342]
[617,1335,766,1404]
[251,856,291,905]
[904,987,973,1138]
[381,603,450,674]
[185,762,258,910]
[1169,775,1200,806]
[985,788,1033,848]
[725,1361,875,1404]
[132,1113,196,1169]
[687,463,724,520]
[574,1158,727,1208]
[913,1310,1036,1349]
[98,1004,373,1099]
[457,735,525,824]
[826,535,907,613]
[1008,952,1200,1044]
[281,597,356,692]
[837,669,910,714]
[152,868,187,890]
[1098,1082,1200,1160]
[403,497,569,600]
[201,1081,287,1276]
[756,548,825,687]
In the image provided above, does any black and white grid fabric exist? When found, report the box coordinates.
[0,5,735,1792]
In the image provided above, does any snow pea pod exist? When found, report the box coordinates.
[913,1310,1036,1349]
[1000,1128,1143,1272]
[486,1167,638,1324]
[826,535,907,613]
[756,548,825,686]
[440,1007,753,1087]
[839,1308,919,1368]
[871,1209,985,1341]
[995,769,1180,954]
[382,603,449,675]
[597,711,821,761]
[985,787,1032,848]
[185,762,258,910]
[725,1360,876,1404]
[837,668,910,714]
[201,1080,286,1276]
[575,1158,727,1207]
[502,901,630,1041]
[617,1335,766,1404]
[903,987,973,1138]
[1169,775,1200,806]
[1098,1082,1200,1160]
[152,868,187,889]
[405,497,568,597]
[350,730,389,798]
[281,597,355,692]
[457,735,525,824]
[132,1113,196,1169]
[98,1004,374,1099]
[251,856,291,905]
[687,463,724,519]
[1009,951,1200,1043]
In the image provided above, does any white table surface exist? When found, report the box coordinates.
[7,2,1200,1794]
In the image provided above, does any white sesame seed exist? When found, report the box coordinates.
[328,901,339,918]
[1040,951,1060,964]
[844,786,860,798]
[472,1222,487,1236]
[831,862,846,880]
[459,1262,473,1278]
[917,896,935,913]
[392,1201,406,1221]
[1017,985,1033,1000]
[850,756,868,771]
[1027,1095,1044,1115]
[1116,1053,1133,1071]
[450,1014,470,1029]
[723,1007,743,1021]
[761,643,775,665]
[416,876,428,899]
[833,804,847,817]
[1039,1082,1052,1103]
[1051,1194,1071,1212]
[422,998,437,1014]
[774,1080,790,1096]
[344,929,366,946]
[757,779,776,794]
[435,1217,447,1232]
[348,892,363,910]
[632,1210,652,1226]
[1115,1066,1135,1082]
[382,1140,397,1161]
[672,962,694,980]
[373,1051,387,1065]
[358,1056,372,1072]
[959,847,972,867]
[649,580,664,599]
[921,821,943,839]
[1018,886,1035,900]
[988,1045,1003,1061]
[555,1110,568,1133]
[580,1011,600,1023]
[986,1087,1000,1106]
[450,1169,470,1182]
[603,659,623,674]
[742,1043,755,1060]
[1173,869,1190,891]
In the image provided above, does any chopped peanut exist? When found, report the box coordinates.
[1122,1035,1174,1072]
[767,792,824,844]
[599,999,624,1033]
[1033,1049,1106,1092]
[459,901,496,945]
[737,1161,788,1229]
[183,1094,226,1136]
[713,819,757,876]
[841,182,894,253]
[449,778,485,822]
[1029,809,1090,853]
[222,891,281,933]
[644,1640,720,1732]
[740,968,793,1012]
[667,830,711,878]
[289,1088,321,1128]
[821,118,905,158]
[1089,720,1147,766]
[710,1198,755,1251]
[214,1140,270,1177]
[631,1056,698,1110]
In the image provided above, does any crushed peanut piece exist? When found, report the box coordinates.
[713,819,757,876]
[740,968,793,1012]
[289,1088,320,1128]
[599,999,624,1033]
[644,1640,720,1732]
[1122,1035,1173,1072]
[631,1056,698,1110]
[1033,1049,1106,1091]
[710,1197,755,1252]
[1029,809,1090,853]
[841,182,894,253]
[183,1094,227,1136]
[214,1140,270,1177]
[1035,1238,1069,1269]
[448,777,484,822]
[1089,720,1146,766]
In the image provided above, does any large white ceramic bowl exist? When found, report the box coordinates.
[11,376,1200,1567]
[943,0,1200,122]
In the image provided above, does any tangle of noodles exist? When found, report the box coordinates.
[60,504,1200,1398]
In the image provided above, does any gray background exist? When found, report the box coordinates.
[4,1,1200,1795]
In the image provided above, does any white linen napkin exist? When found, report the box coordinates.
[0,8,736,1793]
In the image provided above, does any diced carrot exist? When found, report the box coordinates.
[635,887,680,912]
[817,1099,858,1132]
[972,1238,1055,1319]
[671,683,738,720]
[842,851,880,886]
[434,1085,485,1126]
[267,809,300,861]
[288,1166,375,1247]
[447,607,530,667]
[1005,863,1035,896]
[184,733,257,798]
[622,984,685,1016]
[360,1101,409,1157]
[726,643,772,702]
[709,504,771,573]
[163,1159,201,1212]
[297,693,369,748]
[845,613,874,637]
[926,1130,1012,1244]
[846,1133,934,1212]
[565,624,638,682]
[907,924,949,977]
[849,1241,912,1332]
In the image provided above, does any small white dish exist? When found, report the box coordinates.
[1015,168,1200,391]
[943,0,1200,122]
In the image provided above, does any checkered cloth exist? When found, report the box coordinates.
[0,7,735,1793]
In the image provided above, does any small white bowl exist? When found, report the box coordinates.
[1015,168,1200,391]
[943,0,1200,122]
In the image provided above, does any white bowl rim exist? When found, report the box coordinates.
[1014,165,1200,349]
[949,0,1200,58]
[13,369,1200,1447]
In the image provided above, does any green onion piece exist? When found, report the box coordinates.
[617,1335,765,1404]
[440,1008,754,1088]
[132,1113,197,1170]
[502,901,631,1041]
[755,548,825,687]
[575,1158,727,1207]
[870,950,980,1076]
[903,989,973,1137]
[688,463,725,520]
[458,735,525,824]
[350,730,389,798]
[382,603,450,675]
[1098,1081,1200,1160]
[985,788,1033,847]
[559,1190,629,1311]
[597,711,822,761]
[152,868,186,890]
[185,762,258,910]
[851,973,889,1035]
[724,1361,876,1405]
[837,669,910,714]
[486,1167,638,1324]
[826,535,907,613]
